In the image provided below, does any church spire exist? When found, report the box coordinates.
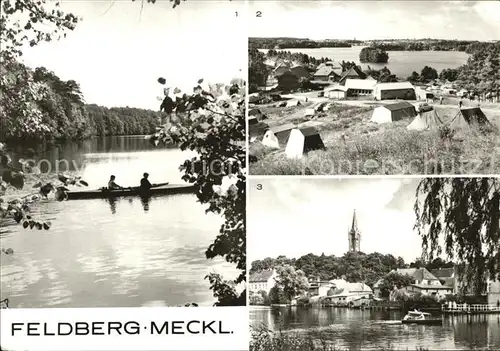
[348,209,361,253]
[351,209,357,232]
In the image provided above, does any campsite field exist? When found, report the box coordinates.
[249,99,500,175]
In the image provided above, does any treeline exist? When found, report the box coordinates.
[452,42,500,93]
[249,37,353,49]
[265,49,330,67]
[250,252,454,288]
[371,40,478,52]
[0,60,161,143]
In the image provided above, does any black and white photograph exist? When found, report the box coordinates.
[248,1,500,175]
[0,0,246,310]
[248,177,500,351]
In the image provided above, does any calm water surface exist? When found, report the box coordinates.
[262,47,470,78]
[0,136,238,307]
[250,306,500,350]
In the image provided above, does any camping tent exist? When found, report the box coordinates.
[407,110,445,131]
[371,102,417,124]
[285,127,326,159]
[248,116,258,126]
[270,123,296,147]
[249,122,269,140]
[449,107,493,130]
[286,99,301,107]
[305,108,315,117]
[261,130,280,149]
[249,108,268,122]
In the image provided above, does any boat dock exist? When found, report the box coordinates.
[442,303,500,314]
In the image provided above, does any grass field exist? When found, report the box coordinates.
[249,100,500,175]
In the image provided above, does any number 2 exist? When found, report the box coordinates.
[256,11,262,17]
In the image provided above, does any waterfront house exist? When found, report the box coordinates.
[431,268,457,293]
[308,279,334,297]
[373,82,416,100]
[249,270,276,294]
[323,279,373,305]
[487,279,500,306]
[401,283,453,299]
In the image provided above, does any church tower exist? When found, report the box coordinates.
[348,209,361,252]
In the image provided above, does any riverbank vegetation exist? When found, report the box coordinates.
[250,326,430,351]
[1,60,162,144]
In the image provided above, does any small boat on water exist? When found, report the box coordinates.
[67,183,195,200]
[402,310,442,325]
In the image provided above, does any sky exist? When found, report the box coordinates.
[20,0,247,109]
[249,1,500,41]
[248,178,428,264]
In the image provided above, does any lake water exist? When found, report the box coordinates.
[0,136,238,308]
[250,306,500,350]
[262,47,470,78]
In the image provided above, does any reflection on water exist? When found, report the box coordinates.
[250,306,500,350]
[1,136,238,308]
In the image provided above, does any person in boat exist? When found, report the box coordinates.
[140,173,153,191]
[108,175,123,190]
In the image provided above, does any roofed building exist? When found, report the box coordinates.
[374,82,416,100]
[249,270,276,294]
[339,67,365,84]
[345,79,376,97]
[313,66,341,82]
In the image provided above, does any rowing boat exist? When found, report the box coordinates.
[66,183,195,200]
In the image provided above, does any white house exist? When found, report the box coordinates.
[249,270,276,294]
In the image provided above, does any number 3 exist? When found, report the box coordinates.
[257,184,262,190]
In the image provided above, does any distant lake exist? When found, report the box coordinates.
[262,47,470,77]
[250,306,500,350]
[0,136,238,308]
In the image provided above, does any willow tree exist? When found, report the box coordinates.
[414,178,500,295]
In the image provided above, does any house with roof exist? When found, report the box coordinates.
[373,81,416,100]
[316,61,343,75]
[339,67,366,84]
[249,270,276,294]
[322,279,373,305]
[345,79,377,97]
[313,61,342,82]
[289,65,311,80]
[374,267,446,299]
[431,268,457,293]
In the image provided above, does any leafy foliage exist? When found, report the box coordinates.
[359,47,389,63]
[149,78,246,305]
[414,178,500,295]
[0,0,79,61]
[377,272,414,298]
[453,42,500,94]
[251,252,410,288]
[249,48,271,92]
[274,264,309,303]
[1,61,162,142]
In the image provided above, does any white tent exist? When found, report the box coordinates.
[286,99,301,107]
[371,102,417,124]
[261,130,280,149]
[407,110,444,131]
[305,108,315,117]
[285,127,325,159]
